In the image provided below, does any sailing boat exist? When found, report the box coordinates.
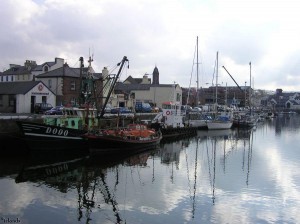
[16,56,129,151]
[186,36,208,129]
[232,62,257,128]
[206,52,233,130]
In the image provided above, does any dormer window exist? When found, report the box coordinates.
[44,66,48,72]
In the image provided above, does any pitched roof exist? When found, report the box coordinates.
[123,75,151,84]
[287,100,300,105]
[32,65,43,71]
[0,81,43,94]
[36,65,102,79]
[2,65,35,75]
[124,76,138,84]
[115,82,176,92]
[36,65,80,78]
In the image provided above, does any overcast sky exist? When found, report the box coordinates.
[1,0,300,91]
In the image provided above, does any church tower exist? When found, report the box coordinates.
[152,66,159,85]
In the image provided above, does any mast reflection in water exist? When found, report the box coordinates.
[1,113,300,223]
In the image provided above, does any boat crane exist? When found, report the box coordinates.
[222,66,245,93]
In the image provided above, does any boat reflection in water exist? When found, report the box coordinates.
[2,114,300,224]
[179,126,254,221]
[0,147,157,224]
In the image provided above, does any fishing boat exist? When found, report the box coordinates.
[83,123,162,154]
[16,120,89,151]
[150,101,198,138]
[16,56,129,151]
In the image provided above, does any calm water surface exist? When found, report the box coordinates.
[1,114,300,224]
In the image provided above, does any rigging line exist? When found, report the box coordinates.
[108,64,119,74]
[70,58,80,68]
[187,40,198,106]
[111,60,129,83]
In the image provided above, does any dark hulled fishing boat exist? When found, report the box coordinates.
[16,56,129,152]
[83,124,162,154]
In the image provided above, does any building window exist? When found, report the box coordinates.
[176,93,181,101]
[0,95,3,106]
[42,96,47,103]
[48,79,52,88]
[9,95,15,106]
[44,66,48,72]
[70,81,76,90]
[70,97,77,106]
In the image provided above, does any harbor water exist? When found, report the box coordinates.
[0,113,300,223]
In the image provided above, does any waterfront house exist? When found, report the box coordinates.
[0,58,64,83]
[112,66,182,109]
[0,81,55,113]
[35,62,104,107]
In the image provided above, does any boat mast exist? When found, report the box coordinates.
[249,62,252,111]
[78,57,84,106]
[196,36,199,107]
[216,51,218,106]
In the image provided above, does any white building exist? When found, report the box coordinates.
[0,81,55,113]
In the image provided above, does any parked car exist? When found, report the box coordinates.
[181,105,193,113]
[34,103,53,114]
[135,102,152,113]
[104,104,112,113]
[111,107,132,114]
[191,107,202,112]
[44,106,64,115]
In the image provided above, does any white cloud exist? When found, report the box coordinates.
[1,0,300,91]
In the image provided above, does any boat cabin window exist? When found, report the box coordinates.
[162,104,171,109]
